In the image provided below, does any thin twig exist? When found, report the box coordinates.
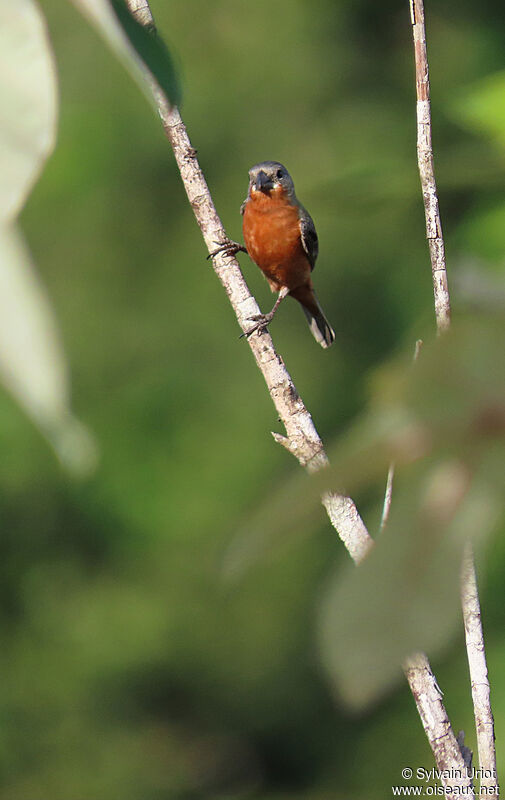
[124,0,462,779]
[379,463,395,533]
[379,340,423,534]
[410,0,450,334]
[461,543,498,798]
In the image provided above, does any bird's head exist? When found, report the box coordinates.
[248,161,295,200]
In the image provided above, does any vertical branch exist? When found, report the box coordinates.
[461,544,498,797]
[410,0,450,333]
[410,2,498,792]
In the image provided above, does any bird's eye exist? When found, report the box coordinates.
[276,169,284,179]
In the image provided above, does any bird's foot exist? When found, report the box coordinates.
[240,312,275,339]
[207,237,247,260]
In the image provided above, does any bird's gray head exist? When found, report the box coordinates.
[248,161,296,199]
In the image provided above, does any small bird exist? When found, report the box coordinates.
[212,161,335,347]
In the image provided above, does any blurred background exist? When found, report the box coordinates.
[2,0,505,796]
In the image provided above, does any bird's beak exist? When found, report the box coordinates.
[256,170,274,193]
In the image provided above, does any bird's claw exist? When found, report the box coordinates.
[207,238,247,260]
[239,313,273,339]
[247,313,271,323]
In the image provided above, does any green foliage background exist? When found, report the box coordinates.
[2,0,505,797]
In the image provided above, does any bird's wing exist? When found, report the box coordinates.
[299,208,319,270]
[240,197,248,215]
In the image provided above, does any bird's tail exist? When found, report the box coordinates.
[290,285,335,348]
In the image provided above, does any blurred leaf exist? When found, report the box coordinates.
[109,0,181,106]
[453,262,505,314]
[456,204,505,266]
[222,467,317,580]
[0,0,58,224]
[225,316,505,577]
[318,460,500,710]
[70,0,181,108]
[451,70,505,147]
[0,226,97,475]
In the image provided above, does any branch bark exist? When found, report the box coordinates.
[404,653,474,796]
[379,462,395,533]
[461,544,498,797]
[410,0,451,334]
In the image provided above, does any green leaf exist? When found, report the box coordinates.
[0,226,97,476]
[70,0,181,108]
[110,0,181,107]
[318,461,500,710]
[0,0,58,223]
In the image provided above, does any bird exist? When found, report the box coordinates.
[211,161,335,348]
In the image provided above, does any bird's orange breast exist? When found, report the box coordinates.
[242,191,311,292]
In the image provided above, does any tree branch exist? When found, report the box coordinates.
[124,0,374,563]
[461,543,498,797]
[124,0,466,784]
[410,0,450,334]
[404,653,474,796]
